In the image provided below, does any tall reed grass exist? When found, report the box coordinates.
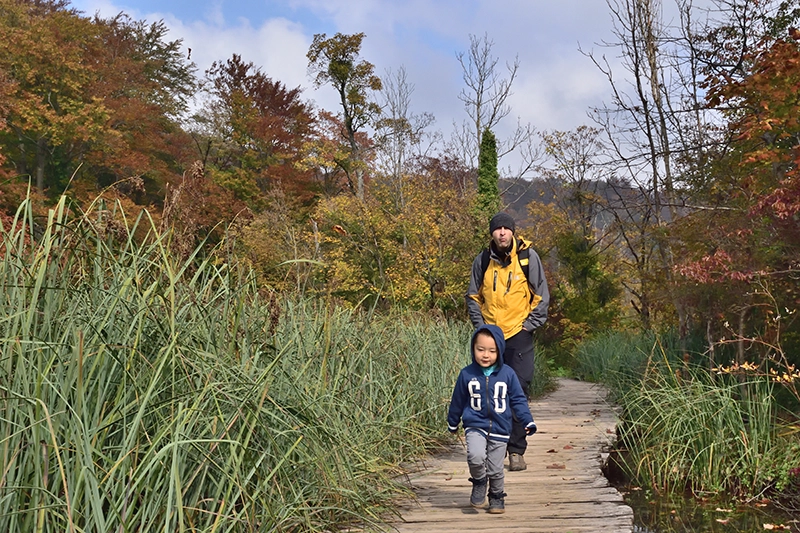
[575,331,797,499]
[0,197,471,532]
[573,330,682,394]
[618,366,779,496]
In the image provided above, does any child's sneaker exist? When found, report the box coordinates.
[487,491,506,514]
[468,476,487,507]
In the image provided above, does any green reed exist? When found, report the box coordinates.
[0,197,471,532]
[618,365,779,496]
[575,330,793,498]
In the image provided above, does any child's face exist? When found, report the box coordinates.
[474,332,499,368]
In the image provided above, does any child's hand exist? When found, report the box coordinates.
[525,422,537,436]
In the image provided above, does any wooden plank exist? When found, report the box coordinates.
[385,378,634,533]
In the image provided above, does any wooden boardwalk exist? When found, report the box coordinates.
[388,378,634,532]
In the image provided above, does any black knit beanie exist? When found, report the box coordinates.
[489,212,515,234]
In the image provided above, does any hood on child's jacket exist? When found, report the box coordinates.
[471,324,506,368]
[448,323,536,441]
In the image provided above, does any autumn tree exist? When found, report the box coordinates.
[373,66,436,212]
[313,194,395,305]
[682,23,800,368]
[317,157,478,311]
[192,54,316,210]
[530,126,623,343]
[585,0,724,333]
[84,14,197,204]
[297,110,353,197]
[307,32,382,199]
[161,161,250,259]
[0,2,196,205]
[0,0,108,192]
[381,163,479,311]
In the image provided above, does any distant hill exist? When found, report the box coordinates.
[500,176,663,231]
[500,177,552,226]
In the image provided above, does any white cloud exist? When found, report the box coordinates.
[508,58,610,133]
[70,0,625,147]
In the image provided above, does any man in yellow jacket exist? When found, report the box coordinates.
[466,212,550,471]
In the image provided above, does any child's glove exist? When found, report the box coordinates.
[525,422,537,436]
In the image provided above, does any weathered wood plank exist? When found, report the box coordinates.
[385,378,634,533]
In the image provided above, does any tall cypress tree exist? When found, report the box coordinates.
[476,128,500,220]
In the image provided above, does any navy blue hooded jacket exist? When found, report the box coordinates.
[447,324,535,442]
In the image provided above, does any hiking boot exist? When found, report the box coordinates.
[508,452,527,471]
[487,491,506,514]
[468,476,488,507]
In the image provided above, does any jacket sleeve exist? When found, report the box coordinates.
[465,254,486,328]
[507,370,534,428]
[523,249,549,332]
[447,372,467,432]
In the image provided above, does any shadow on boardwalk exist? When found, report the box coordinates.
[387,378,634,533]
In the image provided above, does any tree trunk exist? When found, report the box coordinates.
[35,137,47,192]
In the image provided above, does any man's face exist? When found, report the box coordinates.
[491,226,513,250]
[473,332,499,368]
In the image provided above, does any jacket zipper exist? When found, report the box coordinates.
[486,375,492,435]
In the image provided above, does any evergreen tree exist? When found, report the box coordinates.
[476,128,500,220]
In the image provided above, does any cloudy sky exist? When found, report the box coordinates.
[69,0,713,176]
[71,1,623,123]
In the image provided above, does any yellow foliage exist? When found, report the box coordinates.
[313,170,480,310]
[525,200,571,256]
[237,187,318,292]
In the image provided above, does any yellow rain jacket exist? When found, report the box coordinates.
[466,237,549,339]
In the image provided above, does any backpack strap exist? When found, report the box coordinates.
[480,248,491,280]
[517,241,530,280]
[516,243,536,304]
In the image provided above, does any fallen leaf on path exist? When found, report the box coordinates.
[546,463,566,469]
[547,449,557,453]
[563,445,574,450]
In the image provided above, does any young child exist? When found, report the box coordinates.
[447,324,537,513]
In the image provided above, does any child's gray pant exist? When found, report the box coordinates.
[465,431,506,493]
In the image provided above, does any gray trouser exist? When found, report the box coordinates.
[465,431,506,494]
